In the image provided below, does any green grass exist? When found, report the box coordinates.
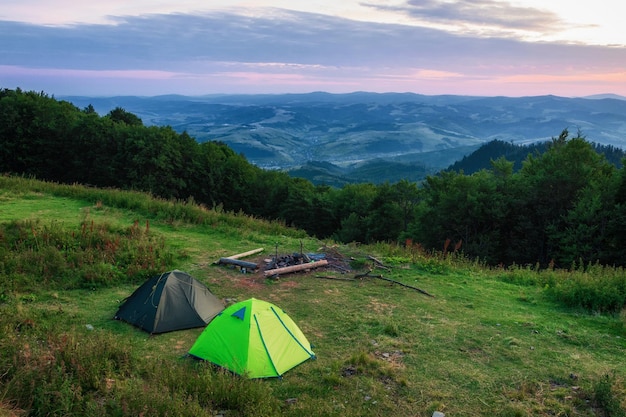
[1,176,624,416]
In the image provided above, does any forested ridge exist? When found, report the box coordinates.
[3,87,626,268]
[448,138,625,174]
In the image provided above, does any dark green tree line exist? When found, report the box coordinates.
[407,130,625,267]
[0,88,259,210]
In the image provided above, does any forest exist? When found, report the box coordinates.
[2,87,626,268]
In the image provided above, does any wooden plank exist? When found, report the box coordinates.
[226,248,264,260]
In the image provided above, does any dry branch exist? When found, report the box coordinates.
[355,270,434,298]
[314,275,358,282]
[367,255,391,270]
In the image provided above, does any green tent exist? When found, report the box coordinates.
[188,298,315,378]
[114,270,224,334]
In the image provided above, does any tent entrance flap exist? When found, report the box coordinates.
[270,306,315,358]
[253,314,279,377]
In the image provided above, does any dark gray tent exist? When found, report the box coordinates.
[114,270,224,334]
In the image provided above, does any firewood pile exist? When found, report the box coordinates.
[263,246,353,277]
[216,244,353,278]
[265,252,315,270]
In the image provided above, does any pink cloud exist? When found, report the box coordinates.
[2,64,626,98]
[0,66,177,80]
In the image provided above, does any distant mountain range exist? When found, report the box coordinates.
[62,92,626,185]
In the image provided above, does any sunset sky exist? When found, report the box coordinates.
[2,0,625,97]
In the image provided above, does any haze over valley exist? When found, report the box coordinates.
[64,92,626,184]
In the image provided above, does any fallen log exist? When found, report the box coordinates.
[218,257,258,270]
[226,248,264,260]
[264,259,328,277]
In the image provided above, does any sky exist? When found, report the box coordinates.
[1,0,625,97]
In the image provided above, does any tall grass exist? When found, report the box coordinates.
[546,262,626,314]
[0,217,175,292]
[593,373,626,417]
[0,175,306,238]
[0,323,280,417]
[496,261,626,314]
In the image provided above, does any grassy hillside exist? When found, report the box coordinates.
[1,176,624,416]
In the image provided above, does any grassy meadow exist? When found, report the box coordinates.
[0,176,625,417]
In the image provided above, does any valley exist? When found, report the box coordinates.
[64,92,626,184]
